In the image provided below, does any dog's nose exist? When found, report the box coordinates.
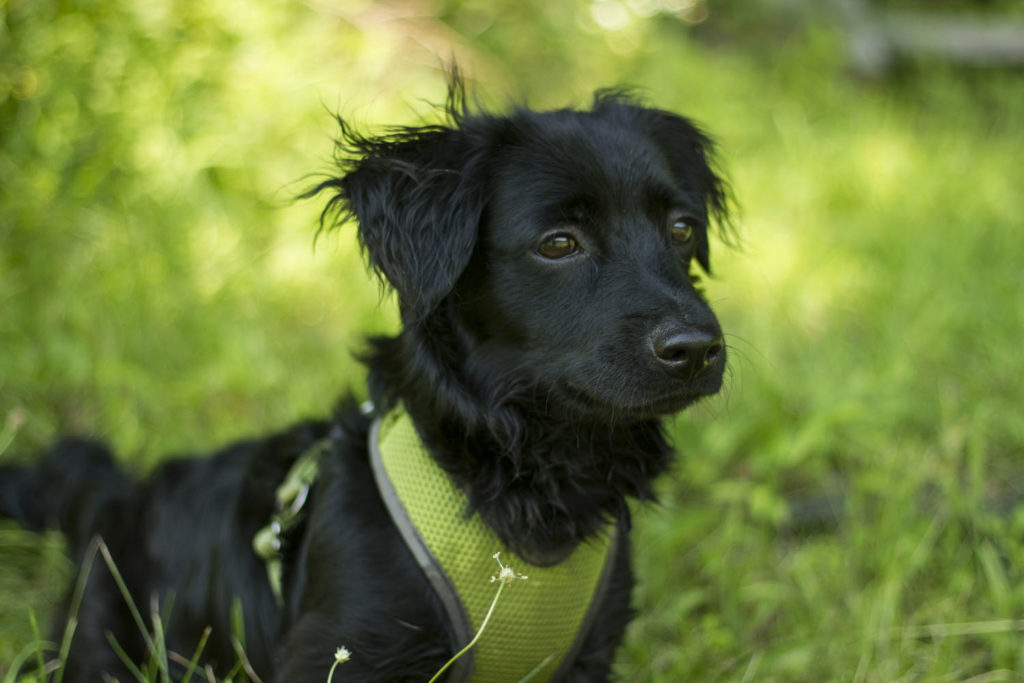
[650,328,724,379]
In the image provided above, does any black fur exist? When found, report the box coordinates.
[0,75,731,681]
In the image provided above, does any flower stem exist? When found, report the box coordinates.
[326,659,341,683]
[428,579,506,683]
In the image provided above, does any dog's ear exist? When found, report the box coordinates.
[647,111,731,274]
[343,130,486,320]
[597,94,732,273]
[309,104,488,321]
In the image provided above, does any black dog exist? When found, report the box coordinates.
[0,76,730,681]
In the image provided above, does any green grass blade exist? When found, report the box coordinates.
[178,625,212,683]
[28,609,47,679]
[230,597,246,651]
[2,638,55,683]
[230,637,264,683]
[53,537,104,683]
[97,540,157,655]
[104,630,148,683]
[149,595,171,683]
[517,651,557,682]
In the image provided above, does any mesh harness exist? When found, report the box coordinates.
[256,407,618,682]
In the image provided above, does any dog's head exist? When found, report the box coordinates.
[313,78,731,423]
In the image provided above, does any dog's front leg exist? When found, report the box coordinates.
[276,601,454,681]
[274,445,455,681]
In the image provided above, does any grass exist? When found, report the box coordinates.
[2,0,1024,680]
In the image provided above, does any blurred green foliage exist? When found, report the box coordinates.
[2,0,1024,679]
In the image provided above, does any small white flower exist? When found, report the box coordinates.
[490,552,528,584]
[327,645,352,683]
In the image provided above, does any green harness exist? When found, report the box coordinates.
[256,407,618,682]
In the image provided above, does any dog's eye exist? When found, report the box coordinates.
[670,218,694,244]
[537,234,580,260]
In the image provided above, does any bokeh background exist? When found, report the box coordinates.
[2,0,1023,679]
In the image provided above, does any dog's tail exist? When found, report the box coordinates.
[0,437,131,556]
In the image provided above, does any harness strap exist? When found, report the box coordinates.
[368,414,477,682]
[253,437,330,605]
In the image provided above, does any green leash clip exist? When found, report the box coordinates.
[253,438,328,605]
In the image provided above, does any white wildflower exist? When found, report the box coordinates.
[327,645,351,683]
[490,552,528,584]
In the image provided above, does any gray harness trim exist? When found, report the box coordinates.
[368,415,476,682]
[550,524,620,682]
